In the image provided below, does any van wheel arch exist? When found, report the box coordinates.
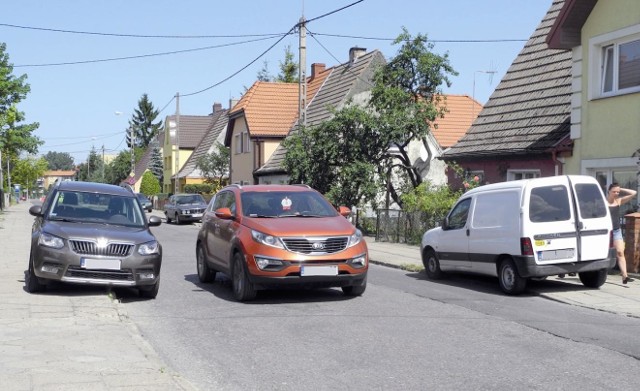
[497,256,527,295]
[423,248,444,280]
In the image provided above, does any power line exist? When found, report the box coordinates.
[310,32,527,43]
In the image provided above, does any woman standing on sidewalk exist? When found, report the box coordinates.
[607,182,637,284]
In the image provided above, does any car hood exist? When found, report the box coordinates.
[245,216,356,237]
[44,221,156,244]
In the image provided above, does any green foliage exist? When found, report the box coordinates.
[195,142,229,191]
[256,60,272,82]
[148,144,163,183]
[103,149,133,185]
[140,170,161,195]
[401,181,460,217]
[127,94,163,149]
[184,183,214,194]
[447,161,481,192]
[11,156,48,191]
[76,146,104,182]
[275,45,299,83]
[43,151,74,170]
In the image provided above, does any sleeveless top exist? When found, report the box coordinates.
[609,203,620,230]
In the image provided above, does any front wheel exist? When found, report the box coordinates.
[498,258,526,295]
[26,255,45,293]
[196,245,216,283]
[139,279,160,299]
[342,276,367,296]
[175,213,181,225]
[165,212,172,224]
[423,249,443,279]
[579,269,607,288]
[232,252,256,301]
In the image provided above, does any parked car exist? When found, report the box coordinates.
[420,175,616,295]
[26,180,163,298]
[195,184,368,301]
[164,193,207,224]
[136,193,153,212]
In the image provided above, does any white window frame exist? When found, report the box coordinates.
[506,169,540,181]
[234,134,242,154]
[589,24,640,100]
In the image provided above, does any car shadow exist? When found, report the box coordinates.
[183,273,356,304]
[404,269,594,297]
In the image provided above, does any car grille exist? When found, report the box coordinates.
[65,266,134,281]
[282,237,349,254]
[181,208,204,214]
[70,240,134,257]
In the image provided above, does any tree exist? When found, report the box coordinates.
[140,170,161,196]
[126,93,163,149]
[275,45,298,83]
[103,149,133,185]
[0,43,42,181]
[256,60,272,82]
[148,143,163,183]
[76,146,103,182]
[43,151,74,170]
[11,155,48,197]
[283,28,457,209]
[195,142,229,192]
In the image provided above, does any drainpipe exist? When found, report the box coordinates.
[552,150,565,176]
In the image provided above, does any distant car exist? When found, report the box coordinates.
[195,184,368,301]
[26,180,163,298]
[136,193,153,212]
[164,193,207,224]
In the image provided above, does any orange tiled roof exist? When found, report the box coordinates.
[229,82,299,137]
[432,95,483,148]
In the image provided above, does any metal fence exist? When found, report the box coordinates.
[372,209,444,245]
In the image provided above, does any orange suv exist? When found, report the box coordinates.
[195,184,368,301]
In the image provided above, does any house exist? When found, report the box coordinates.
[176,104,229,186]
[546,0,639,213]
[42,170,76,189]
[162,110,217,194]
[254,48,386,184]
[442,0,574,189]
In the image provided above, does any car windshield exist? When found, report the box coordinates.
[48,190,146,227]
[176,194,205,204]
[241,191,338,217]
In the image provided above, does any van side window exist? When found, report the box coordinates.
[529,186,571,222]
[447,198,471,230]
[575,183,607,219]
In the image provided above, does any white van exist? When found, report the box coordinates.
[420,175,616,295]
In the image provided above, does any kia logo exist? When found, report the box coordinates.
[311,242,325,250]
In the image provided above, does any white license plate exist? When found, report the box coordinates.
[300,265,338,276]
[81,258,121,270]
[192,213,203,218]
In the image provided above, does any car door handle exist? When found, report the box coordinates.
[466,228,470,236]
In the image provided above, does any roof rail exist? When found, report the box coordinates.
[292,184,311,188]
[119,182,135,193]
[227,184,243,190]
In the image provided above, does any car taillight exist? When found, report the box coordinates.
[520,237,533,256]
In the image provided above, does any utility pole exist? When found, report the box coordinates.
[174,92,180,194]
[101,145,105,182]
[130,126,135,177]
[298,16,307,128]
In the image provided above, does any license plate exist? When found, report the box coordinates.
[537,248,575,261]
[300,265,338,276]
[81,258,121,270]
[192,213,203,218]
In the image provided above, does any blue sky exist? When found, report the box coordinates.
[2,0,553,164]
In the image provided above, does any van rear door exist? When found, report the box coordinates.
[526,176,579,264]
[569,176,611,262]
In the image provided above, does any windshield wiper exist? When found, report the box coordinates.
[48,217,77,223]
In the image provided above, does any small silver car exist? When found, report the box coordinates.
[163,193,207,224]
[27,181,163,298]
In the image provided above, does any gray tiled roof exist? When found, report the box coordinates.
[256,50,386,176]
[165,115,214,149]
[443,0,572,160]
[178,110,229,178]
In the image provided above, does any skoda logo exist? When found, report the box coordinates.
[311,242,325,250]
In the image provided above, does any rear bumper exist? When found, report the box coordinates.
[514,248,617,278]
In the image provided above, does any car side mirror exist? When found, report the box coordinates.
[337,206,351,217]
[441,216,449,230]
[215,207,234,220]
[29,205,43,217]
[148,215,162,227]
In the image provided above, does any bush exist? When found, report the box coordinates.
[184,183,214,194]
[140,171,161,196]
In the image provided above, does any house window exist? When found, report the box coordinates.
[242,131,251,153]
[591,25,640,98]
[507,170,540,181]
[235,134,242,154]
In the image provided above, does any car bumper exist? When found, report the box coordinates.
[514,248,617,278]
[31,247,161,287]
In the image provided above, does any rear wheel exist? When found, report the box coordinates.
[232,252,256,301]
[342,276,367,296]
[579,269,607,288]
[498,258,527,295]
[26,255,45,293]
[139,279,160,299]
[196,245,216,283]
[423,249,443,279]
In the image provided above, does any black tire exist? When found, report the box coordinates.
[232,252,256,301]
[26,255,45,293]
[175,213,181,225]
[498,258,527,295]
[196,245,216,283]
[342,276,367,296]
[165,212,172,224]
[423,249,443,279]
[579,269,607,288]
[139,279,160,299]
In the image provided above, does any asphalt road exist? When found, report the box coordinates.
[111,221,640,390]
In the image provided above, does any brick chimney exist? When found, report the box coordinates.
[211,102,222,114]
[349,47,367,66]
[311,63,326,79]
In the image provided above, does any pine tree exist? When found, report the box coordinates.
[126,94,163,149]
[148,144,163,184]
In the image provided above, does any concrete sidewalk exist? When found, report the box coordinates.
[365,237,640,318]
[0,201,195,391]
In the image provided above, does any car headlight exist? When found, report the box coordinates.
[138,240,160,255]
[251,229,285,249]
[38,232,64,249]
[347,229,363,248]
